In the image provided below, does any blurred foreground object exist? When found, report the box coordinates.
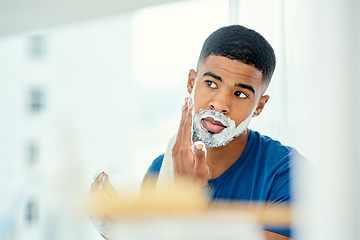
[88,175,291,240]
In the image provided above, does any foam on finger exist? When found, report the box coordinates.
[192,141,207,157]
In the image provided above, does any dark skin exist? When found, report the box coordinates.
[173,55,269,185]
[172,55,292,240]
[91,55,292,240]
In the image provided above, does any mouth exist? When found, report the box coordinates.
[201,117,227,134]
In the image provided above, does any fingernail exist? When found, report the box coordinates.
[195,143,203,150]
[194,141,207,154]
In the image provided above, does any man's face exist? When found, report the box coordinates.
[187,55,269,147]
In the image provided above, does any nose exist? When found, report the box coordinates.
[209,93,230,114]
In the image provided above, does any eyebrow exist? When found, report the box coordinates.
[235,83,255,94]
[202,71,255,94]
[203,72,222,81]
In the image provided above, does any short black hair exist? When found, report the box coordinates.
[198,25,276,85]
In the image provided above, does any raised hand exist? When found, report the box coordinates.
[89,172,117,240]
[90,172,117,198]
[172,98,209,188]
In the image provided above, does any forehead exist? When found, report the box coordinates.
[198,55,264,86]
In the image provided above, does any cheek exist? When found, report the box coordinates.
[193,87,207,107]
[232,109,255,126]
[193,104,202,115]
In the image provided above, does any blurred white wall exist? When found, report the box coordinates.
[0,13,135,240]
[285,0,360,240]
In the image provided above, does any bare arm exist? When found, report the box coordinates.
[262,230,293,240]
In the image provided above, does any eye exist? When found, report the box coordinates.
[234,91,247,99]
[205,80,217,89]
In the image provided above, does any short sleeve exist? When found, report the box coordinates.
[143,154,164,182]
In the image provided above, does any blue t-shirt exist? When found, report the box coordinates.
[145,130,298,238]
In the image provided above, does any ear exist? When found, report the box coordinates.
[253,95,269,117]
[187,69,197,94]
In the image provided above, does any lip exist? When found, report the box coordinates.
[202,117,226,134]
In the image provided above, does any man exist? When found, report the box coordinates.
[143,25,300,240]
[92,25,300,240]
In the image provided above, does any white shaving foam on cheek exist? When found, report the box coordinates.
[231,108,255,136]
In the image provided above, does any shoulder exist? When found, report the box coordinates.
[248,130,300,168]
[249,132,301,238]
[141,154,164,190]
[246,131,306,199]
[145,154,164,176]
[251,130,293,156]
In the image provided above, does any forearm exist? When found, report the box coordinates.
[261,230,293,240]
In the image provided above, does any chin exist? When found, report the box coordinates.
[192,128,238,148]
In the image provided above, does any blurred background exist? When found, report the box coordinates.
[0,0,359,239]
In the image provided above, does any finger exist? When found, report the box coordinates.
[91,172,109,192]
[98,173,116,193]
[172,150,180,174]
[91,173,103,190]
[92,179,118,200]
[193,141,207,167]
[174,98,190,147]
[181,102,194,149]
[173,98,190,172]
[174,101,194,172]
[173,102,194,173]
[193,141,208,183]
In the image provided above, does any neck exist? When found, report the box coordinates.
[205,128,251,179]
